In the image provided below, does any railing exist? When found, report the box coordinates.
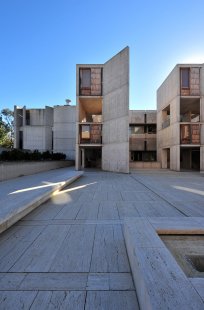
[180,114,200,123]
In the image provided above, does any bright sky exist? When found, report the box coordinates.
[0,0,204,111]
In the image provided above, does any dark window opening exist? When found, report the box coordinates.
[129,125,144,135]
[19,131,23,149]
[26,110,30,125]
[147,125,156,134]
[181,68,190,89]
[79,68,102,96]
[131,151,156,162]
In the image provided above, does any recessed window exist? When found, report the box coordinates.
[81,125,90,140]
[181,68,190,89]
[129,126,144,134]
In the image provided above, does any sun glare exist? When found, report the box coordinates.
[182,54,204,64]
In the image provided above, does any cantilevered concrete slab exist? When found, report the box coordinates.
[0,168,83,234]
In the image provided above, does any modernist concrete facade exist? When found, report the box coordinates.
[157,64,204,171]
[13,48,204,172]
[76,47,129,173]
[14,104,76,160]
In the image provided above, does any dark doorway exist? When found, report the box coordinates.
[192,150,200,170]
[167,148,170,169]
[180,148,200,170]
[85,148,101,168]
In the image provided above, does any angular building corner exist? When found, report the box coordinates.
[157,63,204,171]
[76,47,130,173]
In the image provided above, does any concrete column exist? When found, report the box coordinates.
[75,146,80,170]
[81,149,85,169]
[23,106,26,126]
[170,145,180,171]
[161,149,167,169]
[200,146,204,172]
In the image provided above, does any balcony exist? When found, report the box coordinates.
[180,114,200,123]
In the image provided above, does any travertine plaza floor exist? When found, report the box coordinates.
[0,169,204,309]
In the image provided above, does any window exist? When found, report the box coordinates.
[131,151,156,162]
[80,68,91,95]
[26,110,30,125]
[81,69,91,88]
[81,125,90,140]
[129,125,144,134]
[147,125,156,134]
[181,68,190,89]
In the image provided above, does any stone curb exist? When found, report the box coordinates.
[0,172,83,234]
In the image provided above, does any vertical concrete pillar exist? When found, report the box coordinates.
[161,149,167,169]
[170,145,180,171]
[200,146,204,172]
[23,106,26,126]
[75,146,80,170]
[81,149,85,169]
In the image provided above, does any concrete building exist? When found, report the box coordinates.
[14,104,76,160]
[129,110,160,169]
[157,64,204,171]
[14,48,204,172]
[14,105,53,152]
[53,105,76,160]
[75,47,129,173]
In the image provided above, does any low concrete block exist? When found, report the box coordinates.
[124,218,204,310]
[0,171,83,234]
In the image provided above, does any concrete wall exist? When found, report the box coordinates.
[129,110,157,124]
[102,47,129,173]
[23,126,52,151]
[53,106,76,160]
[0,161,74,181]
[157,66,181,170]
[129,110,144,124]
[28,107,53,126]
[157,65,180,111]
[129,161,161,169]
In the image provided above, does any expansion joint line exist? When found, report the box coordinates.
[130,174,187,217]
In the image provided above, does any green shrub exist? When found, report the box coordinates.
[0,149,66,161]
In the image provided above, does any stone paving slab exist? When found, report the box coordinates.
[1,170,204,309]
[0,168,83,234]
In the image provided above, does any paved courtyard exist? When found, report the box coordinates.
[0,169,204,309]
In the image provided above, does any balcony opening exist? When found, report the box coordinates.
[79,97,102,123]
[180,147,200,170]
[81,147,101,169]
[180,98,200,122]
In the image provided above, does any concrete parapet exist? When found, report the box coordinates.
[124,217,204,310]
[0,161,74,182]
[129,161,161,169]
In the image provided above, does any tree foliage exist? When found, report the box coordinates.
[0,109,14,148]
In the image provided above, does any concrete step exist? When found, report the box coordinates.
[0,168,83,234]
